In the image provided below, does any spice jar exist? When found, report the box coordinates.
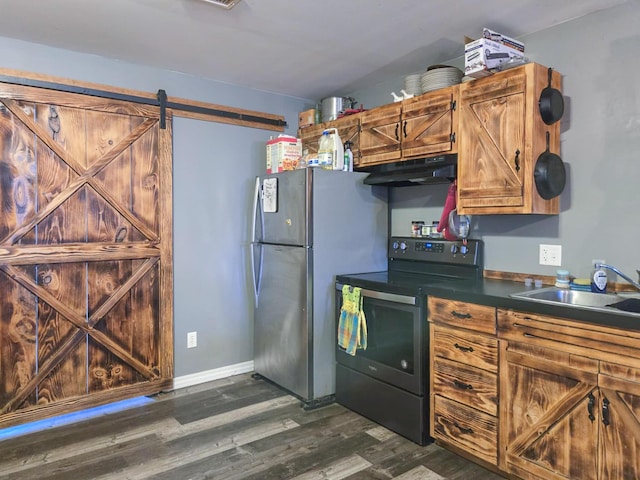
[411,221,424,237]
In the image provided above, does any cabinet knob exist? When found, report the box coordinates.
[514,149,521,172]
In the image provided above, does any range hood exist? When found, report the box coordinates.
[363,154,457,187]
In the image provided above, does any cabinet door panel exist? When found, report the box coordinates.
[332,114,361,164]
[458,89,525,206]
[402,86,457,158]
[360,103,401,165]
[298,124,325,156]
[598,376,640,479]
[501,343,599,480]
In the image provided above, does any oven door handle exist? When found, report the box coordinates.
[335,283,416,305]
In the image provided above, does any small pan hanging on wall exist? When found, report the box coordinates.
[539,67,564,125]
[534,131,566,200]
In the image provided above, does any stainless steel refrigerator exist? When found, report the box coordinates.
[251,168,388,404]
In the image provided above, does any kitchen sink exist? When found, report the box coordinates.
[510,287,640,316]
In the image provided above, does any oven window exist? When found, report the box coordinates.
[359,298,417,374]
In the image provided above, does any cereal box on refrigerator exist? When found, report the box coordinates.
[266,135,302,173]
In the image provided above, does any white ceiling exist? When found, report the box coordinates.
[0,0,628,100]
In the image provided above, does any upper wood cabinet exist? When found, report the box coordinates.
[298,123,325,157]
[297,112,362,163]
[458,63,562,215]
[359,85,459,168]
[401,85,458,159]
[359,101,403,166]
[498,309,640,480]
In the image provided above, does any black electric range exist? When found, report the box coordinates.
[334,236,483,445]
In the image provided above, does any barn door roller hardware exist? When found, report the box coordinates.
[0,74,287,130]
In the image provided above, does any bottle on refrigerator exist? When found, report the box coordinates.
[343,141,353,172]
[318,131,333,169]
[324,128,344,171]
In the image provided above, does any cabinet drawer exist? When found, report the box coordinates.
[432,324,497,372]
[498,308,640,368]
[432,395,497,464]
[429,297,496,334]
[433,357,498,416]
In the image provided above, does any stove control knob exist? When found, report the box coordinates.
[451,244,458,254]
[399,241,407,252]
[460,245,469,255]
[392,241,399,250]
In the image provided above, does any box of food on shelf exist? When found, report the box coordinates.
[298,109,316,129]
[266,135,302,173]
[464,28,525,78]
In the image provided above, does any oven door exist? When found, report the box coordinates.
[335,284,425,395]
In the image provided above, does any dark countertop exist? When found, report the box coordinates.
[425,278,640,333]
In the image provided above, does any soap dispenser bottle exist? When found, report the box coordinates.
[591,261,608,293]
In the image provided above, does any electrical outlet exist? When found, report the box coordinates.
[539,244,562,266]
[187,331,197,349]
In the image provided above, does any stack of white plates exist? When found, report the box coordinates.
[404,74,422,96]
[420,65,464,93]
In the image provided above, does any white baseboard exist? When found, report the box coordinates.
[172,361,254,391]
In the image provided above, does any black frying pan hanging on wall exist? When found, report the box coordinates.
[539,67,564,125]
[534,132,566,200]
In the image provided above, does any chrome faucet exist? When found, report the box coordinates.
[595,263,640,291]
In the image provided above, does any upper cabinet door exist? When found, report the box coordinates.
[458,69,527,210]
[359,102,402,166]
[402,85,458,159]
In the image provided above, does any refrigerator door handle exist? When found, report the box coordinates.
[251,176,264,305]
[251,176,261,244]
[251,242,262,306]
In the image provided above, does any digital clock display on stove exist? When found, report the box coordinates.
[415,242,444,253]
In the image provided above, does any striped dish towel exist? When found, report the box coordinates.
[338,285,367,356]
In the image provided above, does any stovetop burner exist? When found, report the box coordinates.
[336,237,483,296]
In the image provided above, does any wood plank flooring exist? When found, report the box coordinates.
[0,373,506,479]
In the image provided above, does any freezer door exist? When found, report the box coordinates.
[259,169,310,247]
[254,243,311,400]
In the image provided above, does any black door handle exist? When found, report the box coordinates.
[587,392,595,422]
[602,397,610,426]
[395,123,399,141]
[454,343,474,353]
[453,421,473,435]
[453,379,473,390]
[451,310,472,319]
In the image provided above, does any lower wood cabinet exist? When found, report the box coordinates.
[498,309,640,480]
[428,297,498,465]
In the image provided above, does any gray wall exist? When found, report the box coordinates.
[346,2,640,282]
[0,36,309,377]
[1,1,639,380]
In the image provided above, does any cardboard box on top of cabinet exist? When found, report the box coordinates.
[298,109,316,129]
[266,135,302,173]
[464,28,525,78]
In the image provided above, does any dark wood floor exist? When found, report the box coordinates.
[0,373,506,479]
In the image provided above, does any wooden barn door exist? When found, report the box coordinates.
[0,82,173,428]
